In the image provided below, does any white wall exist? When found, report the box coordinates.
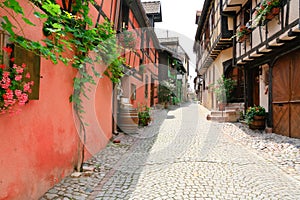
[259,65,269,112]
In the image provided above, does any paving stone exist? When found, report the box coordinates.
[40,103,300,199]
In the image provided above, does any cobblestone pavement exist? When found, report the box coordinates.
[41,103,300,200]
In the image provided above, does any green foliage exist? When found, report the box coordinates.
[158,79,176,103]
[210,75,236,103]
[138,104,151,126]
[234,25,252,41]
[118,29,136,50]
[0,0,125,114]
[245,105,266,124]
[253,0,280,25]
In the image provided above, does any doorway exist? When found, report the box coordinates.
[272,49,300,138]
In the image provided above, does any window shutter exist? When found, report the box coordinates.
[14,45,40,100]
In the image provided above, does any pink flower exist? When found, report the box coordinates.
[3,89,14,100]
[18,93,28,105]
[23,83,31,92]
[25,72,30,79]
[3,71,10,77]
[16,68,24,74]
[15,90,22,97]
[15,75,22,81]
[4,99,16,107]
[21,63,26,68]
[1,76,11,89]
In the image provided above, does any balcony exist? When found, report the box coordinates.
[235,0,300,66]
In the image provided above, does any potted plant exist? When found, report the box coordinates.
[253,0,280,26]
[245,105,266,130]
[138,104,151,126]
[210,76,236,111]
[235,25,252,43]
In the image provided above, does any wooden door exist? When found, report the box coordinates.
[290,51,300,138]
[272,49,300,138]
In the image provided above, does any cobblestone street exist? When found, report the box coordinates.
[41,103,300,199]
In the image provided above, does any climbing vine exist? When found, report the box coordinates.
[0,0,125,171]
[0,0,125,113]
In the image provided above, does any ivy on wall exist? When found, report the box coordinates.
[0,0,126,171]
[0,0,125,111]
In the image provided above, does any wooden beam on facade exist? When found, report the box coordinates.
[258,46,273,53]
[249,51,264,58]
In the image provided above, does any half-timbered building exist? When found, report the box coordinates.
[195,0,300,137]
[194,0,245,111]
[226,0,300,138]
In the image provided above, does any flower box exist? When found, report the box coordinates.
[235,26,252,43]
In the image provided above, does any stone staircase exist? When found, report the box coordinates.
[206,103,244,122]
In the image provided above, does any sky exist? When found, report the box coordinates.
[142,0,204,88]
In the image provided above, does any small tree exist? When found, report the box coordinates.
[158,79,176,106]
[210,75,236,103]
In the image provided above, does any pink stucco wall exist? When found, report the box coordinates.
[0,1,113,199]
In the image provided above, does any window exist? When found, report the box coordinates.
[13,45,40,99]
[0,32,40,100]
[131,84,136,100]
[119,1,129,31]
[145,75,148,98]
[242,2,251,26]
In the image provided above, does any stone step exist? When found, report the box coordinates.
[207,114,239,122]
[207,109,240,122]
[225,103,244,111]
[210,110,238,117]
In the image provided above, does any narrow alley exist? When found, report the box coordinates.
[41,103,300,199]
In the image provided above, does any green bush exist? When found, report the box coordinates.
[138,104,151,126]
[245,105,266,124]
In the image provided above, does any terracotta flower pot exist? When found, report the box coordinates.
[218,103,226,111]
[238,35,247,43]
[266,7,280,20]
[271,7,280,15]
[265,13,274,20]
